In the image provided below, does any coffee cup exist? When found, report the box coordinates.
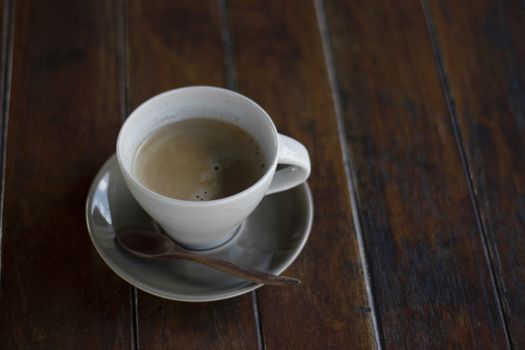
[116,86,311,250]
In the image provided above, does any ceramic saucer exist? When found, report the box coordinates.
[85,155,313,302]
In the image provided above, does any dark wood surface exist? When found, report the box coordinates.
[0,0,7,142]
[0,0,8,211]
[428,0,525,347]
[0,0,131,348]
[324,0,509,347]
[1,0,524,349]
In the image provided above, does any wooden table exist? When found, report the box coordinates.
[0,0,523,348]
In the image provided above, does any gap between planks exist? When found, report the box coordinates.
[0,0,14,283]
[313,0,383,348]
[116,0,139,349]
[420,0,513,348]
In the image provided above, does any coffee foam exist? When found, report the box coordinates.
[133,118,266,201]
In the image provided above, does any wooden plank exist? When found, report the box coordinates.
[0,0,132,348]
[128,0,226,109]
[230,0,375,348]
[0,0,7,127]
[427,0,525,346]
[126,0,259,348]
[0,0,9,216]
[324,0,509,348]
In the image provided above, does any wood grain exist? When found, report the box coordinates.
[128,0,226,109]
[0,0,7,135]
[0,0,132,348]
[324,0,508,348]
[127,0,259,348]
[0,0,9,225]
[427,0,525,346]
[230,0,375,348]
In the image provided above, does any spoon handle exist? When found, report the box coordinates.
[165,252,301,286]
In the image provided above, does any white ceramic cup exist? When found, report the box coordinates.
[116,86,311,250]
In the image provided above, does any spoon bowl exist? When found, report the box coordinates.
[117,230,175,257]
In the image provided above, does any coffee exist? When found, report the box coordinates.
[133,118,267,201]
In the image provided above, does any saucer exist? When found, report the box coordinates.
[85,155,313,302]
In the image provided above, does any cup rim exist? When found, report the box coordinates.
[116,85,280,206]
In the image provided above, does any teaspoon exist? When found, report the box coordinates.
[116,229,301,286]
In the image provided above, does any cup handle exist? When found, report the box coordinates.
[266,134,311,195]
